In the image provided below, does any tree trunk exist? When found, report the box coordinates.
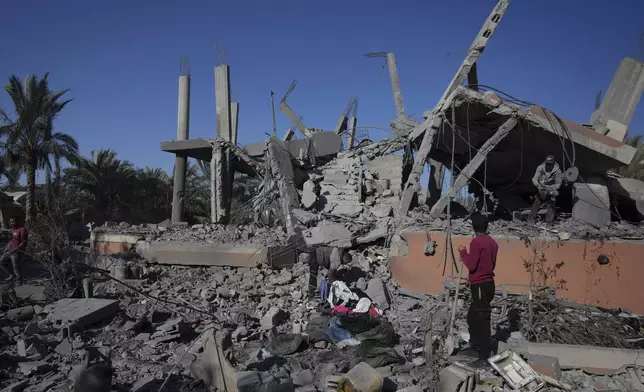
[25,160,37,227]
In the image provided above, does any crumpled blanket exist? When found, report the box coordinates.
[327,281,359,307]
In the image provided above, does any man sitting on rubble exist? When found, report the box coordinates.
[528,155,562,224]
[307,247,352,300]
[458,214,497,367]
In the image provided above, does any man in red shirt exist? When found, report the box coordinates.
[458,214,497,365]
[1,217,28,282]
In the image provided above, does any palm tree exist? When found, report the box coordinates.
[0,74,78,224]
[65,149,134,223]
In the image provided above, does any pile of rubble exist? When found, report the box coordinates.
[1,247,644,391]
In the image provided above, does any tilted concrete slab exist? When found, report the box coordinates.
[45,298,120,328]
[136,241,295,268]
[160,132,342,163]
[498,340,644,375]
[434,87,637,197]
[242,131,342,158]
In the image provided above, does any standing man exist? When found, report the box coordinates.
[307,247,352,300]
[458,214,498,366]
[1,216,28,282]
[529,155,563,224]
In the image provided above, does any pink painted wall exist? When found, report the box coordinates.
[390,231,644,313]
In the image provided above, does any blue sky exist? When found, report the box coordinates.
[1,0,643,183]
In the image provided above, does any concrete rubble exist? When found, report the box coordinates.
[3,1,644,392]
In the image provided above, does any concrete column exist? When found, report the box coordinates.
[215,65,232,141]
[215,65,233,220]
[427,160,445,208]
[348,116,357,149]
[231,102,239,145]
[387,53,405,118]
[592,57,644,133]
[171,75,190,223]
[210,144,228,224]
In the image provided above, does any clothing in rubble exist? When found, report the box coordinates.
[308,247,351,299]
[325,316,353,343]
[336,312,400,367]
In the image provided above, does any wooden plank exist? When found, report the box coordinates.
[430,117,518,218]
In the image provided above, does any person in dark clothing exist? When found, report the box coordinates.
[1,217,28,283]
[528,155,563,224]
[307,247,352,299]
[458,214,497,366]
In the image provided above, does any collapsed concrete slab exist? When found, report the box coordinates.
[136,241,295,268]
[45,298,119,328]
[607,176,644,220]
[303,224,352,248]
[498,340,644,374]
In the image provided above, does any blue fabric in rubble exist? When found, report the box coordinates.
[325,316,353,343]
[319,279,329,301]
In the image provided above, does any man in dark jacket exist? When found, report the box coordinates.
[307,247,352,300]
[458,214,498,366]
[528,155,563,224]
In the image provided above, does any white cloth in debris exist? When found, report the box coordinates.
[327,281,359,307]
[352,297,372,313]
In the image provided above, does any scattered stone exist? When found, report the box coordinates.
[24,322,38,336]
[14,284,47,302]
[399,299,420,312]
[301,180,318,209]
[55,339,73,355]
[370,205,392,218]
[412,357,426,366]
[18,361,49,376]
[274,270,293,286]
[232,327,248,341]
[260,307,288,330]
[135,333,151,341]
[216,287,235,299]
[292,369,314,386]
[356,278,367,291]
[17,339,26,357]
[313,363,338,391]
[314,341,327,349]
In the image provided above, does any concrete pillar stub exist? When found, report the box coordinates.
[171,75,190,223]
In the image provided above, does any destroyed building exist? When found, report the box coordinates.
[3,0,644,391]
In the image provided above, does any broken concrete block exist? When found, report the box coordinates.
[130,376,165,392]
[16,339,26,357]
[329,203,363,217]
[190,330,238,391]
[18,361,49,376]
[301,180,317,209]
[14,284,47,301]
[389,234,408,257]
[370,205,392,218]
[55,339,73,355]
[572,177,611,227]
[46,298,119,329]
[526,354,561,380]
[313,363,338,391]
[292,209,317,225]
[6,306,34,321]
[438,365,474,392]
[303,224,352,248]
[292,369,314,386]
[236,371,294,392]
[260,306,288,330]
[357,220,389,244]
[365,278,390,310]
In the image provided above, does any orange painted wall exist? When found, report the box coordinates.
[390,231,644,314]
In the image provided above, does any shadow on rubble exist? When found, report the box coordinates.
[333,267,366,285]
